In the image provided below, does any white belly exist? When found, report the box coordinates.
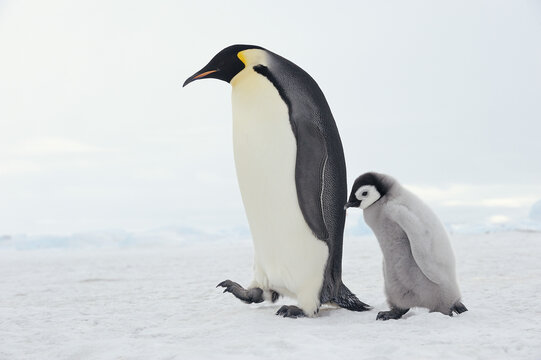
[231,68,328,300]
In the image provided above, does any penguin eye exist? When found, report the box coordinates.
[361,191,368,196]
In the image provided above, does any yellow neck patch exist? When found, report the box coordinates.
[237,51,247,65]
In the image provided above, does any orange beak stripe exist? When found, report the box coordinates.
[193,70,218,79]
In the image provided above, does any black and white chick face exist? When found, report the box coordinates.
[355,185,381,209]
[345,185,381,210]
[344,172,391,211]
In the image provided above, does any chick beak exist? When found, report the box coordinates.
[344,200,361,210]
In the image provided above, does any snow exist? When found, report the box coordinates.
[1,231,541,360]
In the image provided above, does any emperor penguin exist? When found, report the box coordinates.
[183,45,370,317]
[344,172,467,320]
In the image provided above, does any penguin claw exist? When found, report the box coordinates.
[217,280,242,295]
[276,305,305,319]
[376,311,392,321]
[376,308,409,321]
[216,279,264,304]
[216,280,237,289]
[270,290,280,303]
[450,301,468,315]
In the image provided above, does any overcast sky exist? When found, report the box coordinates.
[1,0,540,235]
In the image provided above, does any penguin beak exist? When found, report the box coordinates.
[183,68,219,87]
[344,201,361,210]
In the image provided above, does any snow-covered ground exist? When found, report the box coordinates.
[1,231,540,360]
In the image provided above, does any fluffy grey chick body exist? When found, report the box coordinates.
[346,172,467,320]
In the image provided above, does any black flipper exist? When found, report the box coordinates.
[216,280,264,304]
[292,120,329,240]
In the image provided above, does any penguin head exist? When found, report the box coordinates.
[183,44,265,87]
[344,172,392,210]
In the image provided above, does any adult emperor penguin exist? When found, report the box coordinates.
[183,45,370,317]
[345,172,467,320]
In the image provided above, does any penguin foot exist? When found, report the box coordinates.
[449,301,468,316]
[276,305,305,318]
[270,290,280,303]
[376,307,409,321]
[216,280,264,304]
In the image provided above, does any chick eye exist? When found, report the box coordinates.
[362,191,368,196]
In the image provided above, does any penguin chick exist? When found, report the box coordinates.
[345,172,467,320]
